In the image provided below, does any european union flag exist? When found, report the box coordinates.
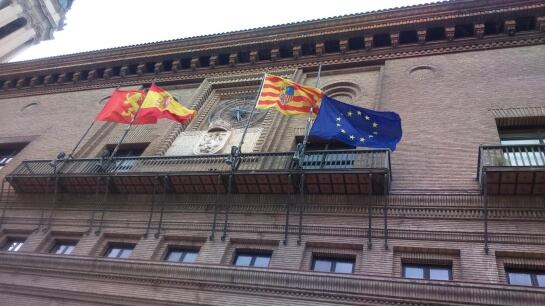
[309,96,402,150]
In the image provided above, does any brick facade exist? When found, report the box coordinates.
[0,1,544,305]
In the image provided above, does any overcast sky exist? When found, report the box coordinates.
[12,0,432,62]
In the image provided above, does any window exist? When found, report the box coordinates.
[0,143,27,170]
[312,256,354,273]
[402,264,452,280]
[104,244,134,259]
[499,128,545,166]
[233,251,271,268]
[506,269,545,287]
[165,248,199,263]
[104,143,148,172]
[51,241,76,255]
[3,239,25,252]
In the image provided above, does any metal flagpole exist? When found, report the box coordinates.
[110,82,151,158]
[67,85,122,159]
[226,72,267,170]
[296,64,322,167]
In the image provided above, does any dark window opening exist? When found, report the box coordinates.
[51,241,77,255]
[104,243,134,259]
[180,58,191,69]
[324,40,340,53]
[399,30,418,44]
[373,33,391,48]
[111,66,121,77]
[403,264,452,280]
[218,53,230,65]
[312,256,355,273]
[484,20,504,35]
[455,24,474,38]
[50,74,60,83]
[279,45,293,58]
[0,17,26,39]
[348,37,364,50]
[516,16,536,32]
[258,49,271,61]
[426,27,446,41]
[237,51,250,63]
[145,62,155,73]
[301,42,315,56]
[80,70,89,81]
[0,142,28,170]
[96,68,105,79]
[506,269,545,287]
[233,251,271,268]
[199,55,210,67]
[104,143,148,158]
[162,60,173,72]
[165,248,199,263]
[128,64,138,75]
[2,239,25,252]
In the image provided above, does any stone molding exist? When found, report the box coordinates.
[0,252,544,305]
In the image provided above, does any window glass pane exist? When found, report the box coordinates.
[7,241,24,252]
[119,248,132,258]
[235,255,252,267]
[253,255,270,268]
[501,139,541,145]
[430,267,450,280]
[334,261,354,273]
[166,251,182,262]
[182,251,198,263]
[508,272,533,286]
[64,245,75,255]
[313,259,332,272]
[404,266,424,279]
[107,247,121,258]
[536,274,545,287]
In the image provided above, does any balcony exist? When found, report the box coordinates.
[6,149,391,195]
[478,144,545,195]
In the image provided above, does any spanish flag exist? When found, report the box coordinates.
[256,74,322,116]
[96,89,153,124]
[137,84,195,123]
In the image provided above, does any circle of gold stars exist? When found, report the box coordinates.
[335,110,379,144]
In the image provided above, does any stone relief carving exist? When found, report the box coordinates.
[193,131,231,155]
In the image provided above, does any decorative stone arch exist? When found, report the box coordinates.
[321,80,363,104]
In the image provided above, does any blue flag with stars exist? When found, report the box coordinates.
[309,96,402,150]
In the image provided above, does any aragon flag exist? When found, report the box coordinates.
[256,74,322,116]
[95,89,153,124]
[137,84,195,123]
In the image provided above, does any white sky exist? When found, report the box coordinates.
[12,0,432,62]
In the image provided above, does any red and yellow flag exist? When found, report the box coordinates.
[137,84,195,123]
[256,74,322,116]
[96,89,152,124]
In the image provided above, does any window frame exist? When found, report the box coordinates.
[2,239,25,252]
[506,268,545,287]
[402,263,453,281]
[311,256,355,274]
[164,247,199,263]
[51,240,77,255]
[0,142,27,170]
[104,243,135,259]
[233,250,272,268]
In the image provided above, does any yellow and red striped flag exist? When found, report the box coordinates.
[137,84,195,123]
[256,74,322,116]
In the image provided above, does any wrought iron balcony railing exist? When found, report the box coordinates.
[6,149,391,195]
[478,144,545,195]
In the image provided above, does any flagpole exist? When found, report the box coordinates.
[297,64,322,167]
[67,85,122,159]
[226,72,266,170]
[109,82,150,158]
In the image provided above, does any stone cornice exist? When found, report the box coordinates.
[2,0,542,71]
[0,0,544,99]
[0,252,544,305]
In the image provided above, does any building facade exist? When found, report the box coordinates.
[0,0,544,305]
[0,0,73,62]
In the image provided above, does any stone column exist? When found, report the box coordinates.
[0,3,23,28]
[0,25,36,60]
